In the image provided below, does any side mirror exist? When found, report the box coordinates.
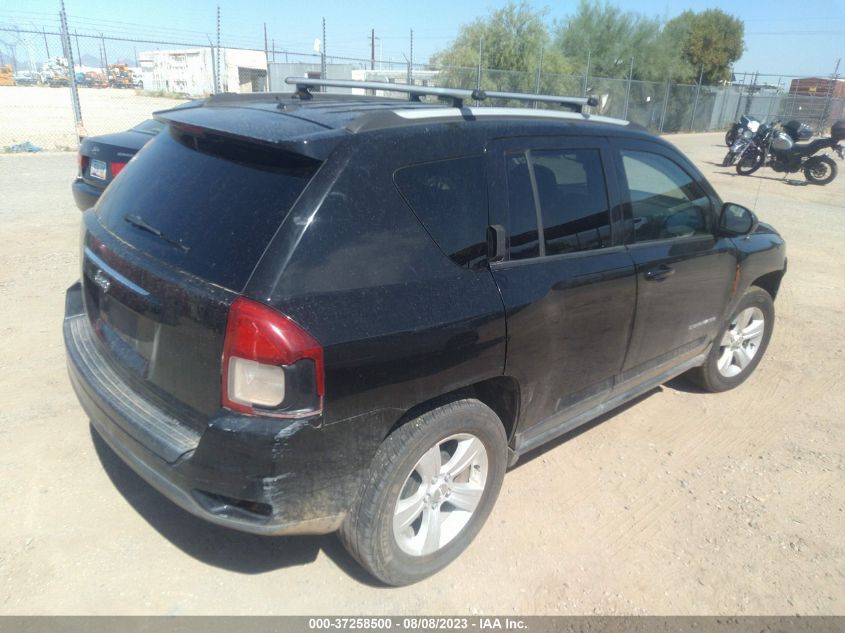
[718,203,759,237]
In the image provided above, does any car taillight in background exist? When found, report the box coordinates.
[110,161,127,177]
[221,296,324,418]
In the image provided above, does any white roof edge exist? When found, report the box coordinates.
[393,107,629,126]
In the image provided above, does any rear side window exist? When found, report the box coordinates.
[505,152,540,260]
[532,149,611,255]
[394,156,488,269]
[96,127,319,290]
[505,148,611,260]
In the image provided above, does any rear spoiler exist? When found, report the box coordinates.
[153,102,344,161]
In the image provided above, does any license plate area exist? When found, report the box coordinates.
[90,159,107,180]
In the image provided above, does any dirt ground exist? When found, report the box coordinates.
[0,133,843,615]
[0,86,185,150]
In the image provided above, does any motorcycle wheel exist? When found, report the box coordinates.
[736,152,763,176]
[725,128,738,146]
[803,156,837,185]
[722,151,736,167]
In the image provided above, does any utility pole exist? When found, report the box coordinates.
[370,29,374,70]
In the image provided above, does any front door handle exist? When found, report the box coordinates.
[644,264,675,281]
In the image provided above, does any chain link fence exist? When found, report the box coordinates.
[1,16,843,151]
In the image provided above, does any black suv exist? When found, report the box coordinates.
[64,79,786,586]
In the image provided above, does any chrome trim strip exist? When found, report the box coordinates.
[84,247,150,296]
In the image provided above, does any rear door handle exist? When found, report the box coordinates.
[644,264,675,281]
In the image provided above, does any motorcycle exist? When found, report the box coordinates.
[735,119,845,185]
[723,118,762,166]
[725,114,759,147]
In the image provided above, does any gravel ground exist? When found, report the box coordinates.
[0,86,185,150]
[0,133,843,615]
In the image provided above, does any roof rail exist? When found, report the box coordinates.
[284,77,598,112]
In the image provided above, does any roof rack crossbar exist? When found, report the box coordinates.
[482,90,599,112]
[286,77,483,108]
[284,77,597,112]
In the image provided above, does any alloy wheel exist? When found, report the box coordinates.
[393,433,489,556]
[717,307,766,378]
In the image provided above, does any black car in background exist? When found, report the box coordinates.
[64,80,787,586]
[72,119,164,210]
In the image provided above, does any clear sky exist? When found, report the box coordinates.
[2,0,844,78]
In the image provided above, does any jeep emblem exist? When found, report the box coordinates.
[93,269,111,293]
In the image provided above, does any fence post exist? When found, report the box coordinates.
[215,5,221,93]
[820,58,840,129]
[264,22,270,92]
[732,74,745,122]
[475,36,483,105]
[689,65,703,131]
[582,49,591,98]
[321,18,327,81]
[207,37,218,94]
[658,79,670,133]
[59,1,84,141]
[623,57,633,119]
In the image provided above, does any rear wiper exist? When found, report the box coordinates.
[124,214,190,252]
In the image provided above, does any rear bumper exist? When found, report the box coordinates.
[72,178,103,211]
[63,282,369,536]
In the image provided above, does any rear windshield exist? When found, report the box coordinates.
[96,126,319,290]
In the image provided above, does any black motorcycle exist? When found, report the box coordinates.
[723,120,762,166]
[735,120,845,185]
[725,114,759,146]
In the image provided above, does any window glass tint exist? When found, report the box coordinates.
[97,127,319,290]
[394,156,488,269]
[505,152,540,260]
[532,149,611,255]
[620,150,711,242]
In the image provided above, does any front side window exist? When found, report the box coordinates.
[620,150,711,242]
[504,147,611,260]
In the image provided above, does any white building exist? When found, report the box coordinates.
[139,48,267,96]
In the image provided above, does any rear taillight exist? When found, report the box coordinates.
[110,161,127,177]
[221,297,324,418]
[78,153,89,176]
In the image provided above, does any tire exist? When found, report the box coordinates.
[725,128,738,146]
[339,399,508,586]
[803,155,837,185]
[687,287,774,393]
[722,151,735,167]
[736,151,763,176]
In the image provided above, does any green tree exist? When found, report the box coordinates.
[432,1,573,93]
[664,9,744,84]
[554,1,673,81]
